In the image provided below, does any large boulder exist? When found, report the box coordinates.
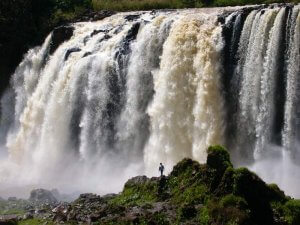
[29,188,57,204]
[50,26,74,55]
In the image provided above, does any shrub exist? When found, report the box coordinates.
[207,145,233,173]
[178,203,197,221]
[284,200,300,225]
[220,194,248,209]
[203,198,250,225]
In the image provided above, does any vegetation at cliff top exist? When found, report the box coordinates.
[91,0,299,11]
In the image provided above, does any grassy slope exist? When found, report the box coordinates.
[107,146,300,225]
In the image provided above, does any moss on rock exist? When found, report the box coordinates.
[207,145,233,173]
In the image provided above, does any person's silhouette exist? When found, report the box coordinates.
[159,163,164,176]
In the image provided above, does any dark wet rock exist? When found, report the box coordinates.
[74,10,115,23]
[124,14,140,21]
[29,189,58,204]
[64,47,81,61]
[91,29,109,37]
[115,22,140,59]
[50,26,74,55]
[83,52,92,58]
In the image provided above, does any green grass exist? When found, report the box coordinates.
[284,200,300,225]
[110,178,158,206]
[18,219,48,225]
[0,200,26,216]
[92,0,185,11]
[91,0,299,11]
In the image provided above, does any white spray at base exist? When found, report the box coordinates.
[0,5,300,198]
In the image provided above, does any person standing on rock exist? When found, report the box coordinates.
[159,163,165,176]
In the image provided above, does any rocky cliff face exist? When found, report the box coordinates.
[0,3,114,98]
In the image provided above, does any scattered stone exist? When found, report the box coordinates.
[23,212,33,220]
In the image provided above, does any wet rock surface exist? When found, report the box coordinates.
[50,26,74,55]
[73,10,115,23]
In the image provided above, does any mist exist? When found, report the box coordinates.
[249,145,300,199]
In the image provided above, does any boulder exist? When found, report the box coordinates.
[29,189,58,204]
[124,176,149,188]
[0,215,18,225]
[50,26,74,55]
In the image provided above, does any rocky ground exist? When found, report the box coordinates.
[1,146,300,225]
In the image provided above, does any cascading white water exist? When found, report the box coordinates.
[255,8,286,158]
[0,4,300,198]
[237,8,279,159]
[144,14,225,174]
[283,7,300,154]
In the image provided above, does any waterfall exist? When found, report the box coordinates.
[144,14,225,174]
[283,7,300,156]
[0,4,300,197]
